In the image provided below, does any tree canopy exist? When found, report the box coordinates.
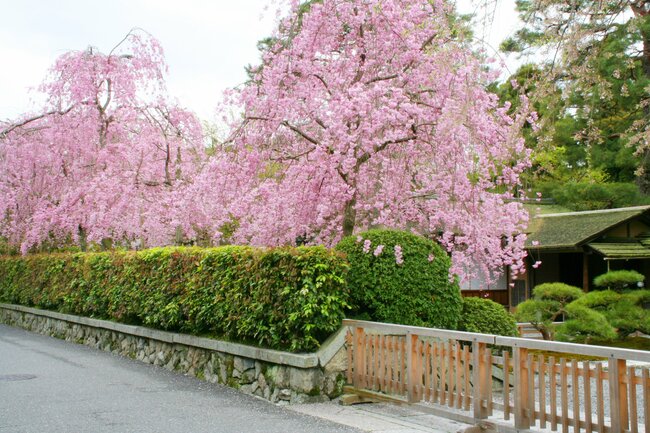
[501,1,650,192]
[192,0,532,281]
[0,31,204,253]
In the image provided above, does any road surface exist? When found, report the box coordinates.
[0,324,361,433]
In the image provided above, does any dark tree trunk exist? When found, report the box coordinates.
[342,196,357,237]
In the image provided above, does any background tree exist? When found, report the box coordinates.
[0,31,204,253]
[502,1,650,192]
[514,282,585,340]
[212,0,532,281]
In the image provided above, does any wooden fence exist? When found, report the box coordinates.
[344,319,650,433]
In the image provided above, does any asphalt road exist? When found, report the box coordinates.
[0,324,361,433]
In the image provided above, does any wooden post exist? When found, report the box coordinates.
[406,331,415,403]
[472,340,489,421]
[346,329,353,385]
[353,326,364,389]
[609,358,628,433]
[514,346,532,430]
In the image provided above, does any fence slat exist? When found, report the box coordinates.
[528,354,535,423]
[487,351,494,416]
[441,342,447,406]
[641,368,650,433]
[514,346,531,429]
[364,331,371,388]
[354,327,364,389]
[596,363,604,433]
[416,338,424,401]
[550,356,558,432]
[380,335,385,391]
[561,358,569,433]
[572,359,580,433]
[583,361,592,433]
[504,351,511,421]
[609,358,628,433]
[346,330,353,385]
[406,333,414,402]
[402,337,408,396]
[463,345,470,411]
[456,343,463,409]
[424,341,431,402]
[448,340,454,407]
[473,341,489,420]
[628,366,638,433]
[538,354,546,429]
[432,342,439,404]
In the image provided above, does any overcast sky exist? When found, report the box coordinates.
[0,0,522,122]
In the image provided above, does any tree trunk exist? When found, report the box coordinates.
[78,225,88,252]
[342,196,357,237]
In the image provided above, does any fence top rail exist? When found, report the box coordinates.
[342,319,496,343]
[495,336,650,362]
[343,319,650,363]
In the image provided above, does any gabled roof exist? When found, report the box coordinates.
[588,242,650,260]
[526,205,650,250]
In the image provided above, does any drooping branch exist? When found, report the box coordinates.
[356,134,417,166]
[280,120,320,145]
[0,106,75,138]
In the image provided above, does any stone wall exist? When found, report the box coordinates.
[0,304,348,404]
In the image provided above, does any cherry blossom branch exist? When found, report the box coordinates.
[1,106,75,138]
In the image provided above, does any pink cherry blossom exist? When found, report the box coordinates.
[394,245,404,265]
[0,31,204,253]
[212,0,531,282]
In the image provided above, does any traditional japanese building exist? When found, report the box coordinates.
[462,205,650,310]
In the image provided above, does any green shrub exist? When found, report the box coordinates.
[532,283,585,303]
[573,289,650,338]
[593,270,645,292]
[457,297,518,336]
[336,229,461,329]
[514,283,584,340]
[556,303,617,343]
[0,246,349,352]
[574,289,622,308]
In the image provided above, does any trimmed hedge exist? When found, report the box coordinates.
[0,246,349,352]
[457,297,518,337]
[336,229,462,329]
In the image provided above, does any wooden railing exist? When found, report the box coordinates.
[344,319,650,433]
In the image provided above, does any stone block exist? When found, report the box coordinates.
[289,367,323,394]
[266,366,289,388]
[233,356,255,373]
[323,347,347,373]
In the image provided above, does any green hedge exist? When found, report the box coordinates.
[457,297,518,337]
[336,229,462,329]
[0,246,349,352]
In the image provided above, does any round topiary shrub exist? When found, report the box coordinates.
[336,229,462,329]
[593,270,645,292]
[457,297,518,336]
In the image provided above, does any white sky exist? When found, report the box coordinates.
[0,0,523,122]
